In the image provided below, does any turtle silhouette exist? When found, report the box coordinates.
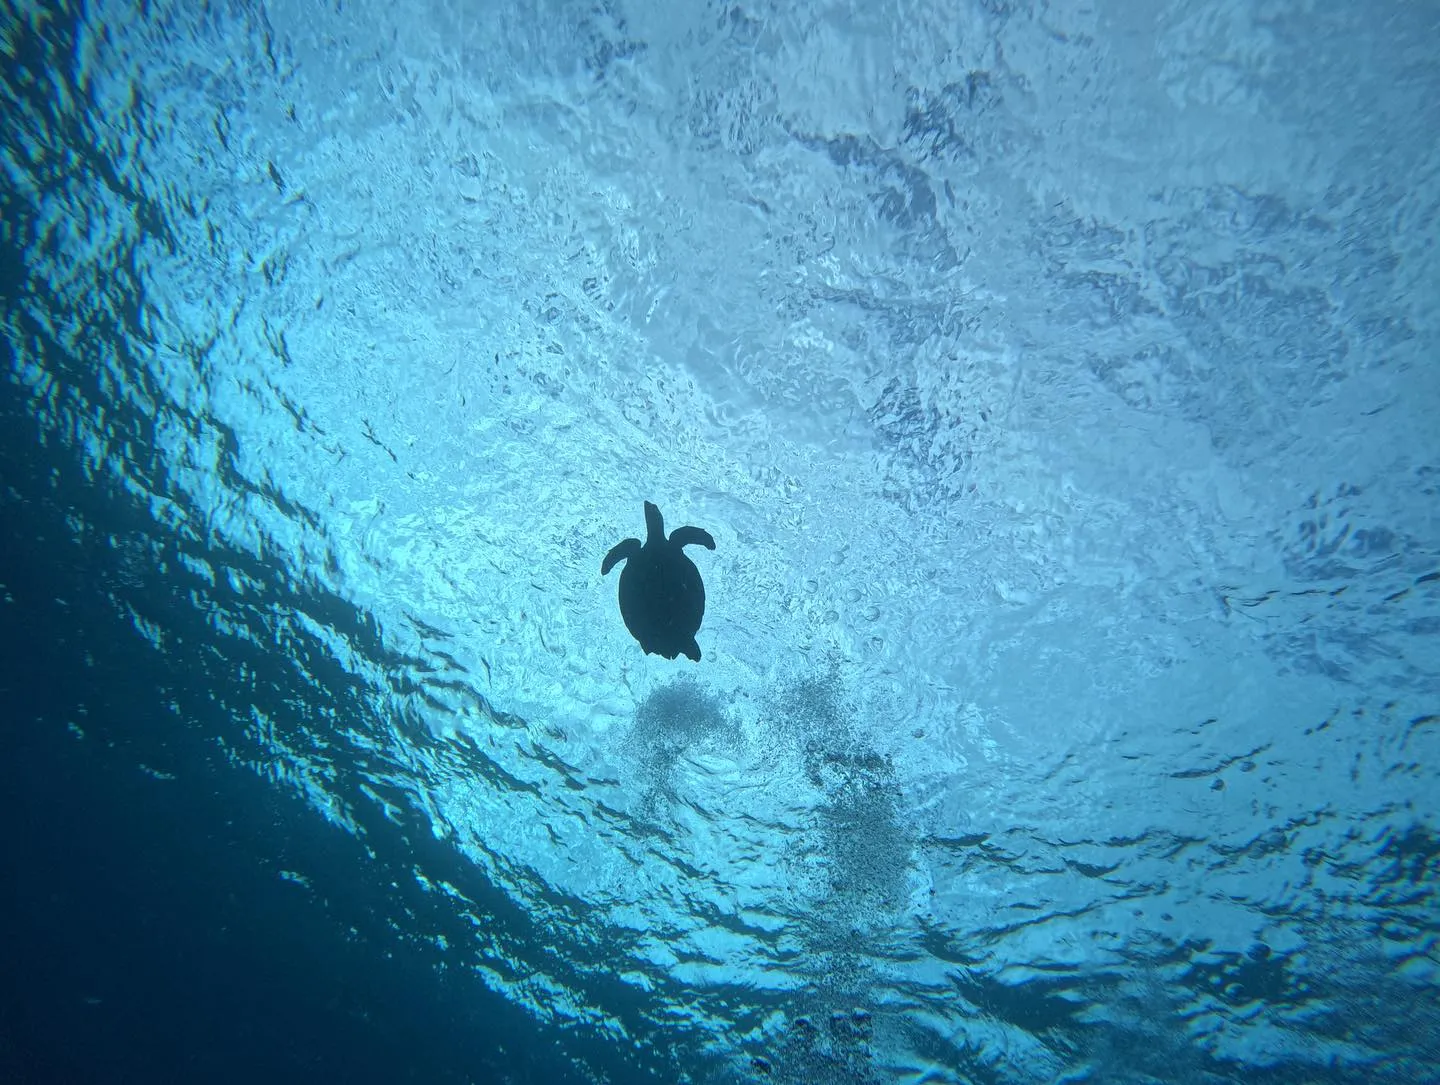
[602,501,716,661]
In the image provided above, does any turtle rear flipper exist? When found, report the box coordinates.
[680,636,701,662]
[670,526,715,551]
[601,538,641,575]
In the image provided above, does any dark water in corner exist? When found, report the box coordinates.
[0,395,631,1083]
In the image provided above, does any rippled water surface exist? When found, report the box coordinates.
[3,0,1438,1081]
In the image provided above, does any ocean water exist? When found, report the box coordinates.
[2,1,1437,1082]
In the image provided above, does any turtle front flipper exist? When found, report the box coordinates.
[670,526,715,551]
[601,538,641,575]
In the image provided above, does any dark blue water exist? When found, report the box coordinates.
[3,1,1438,1083]
[0,392,651,1083]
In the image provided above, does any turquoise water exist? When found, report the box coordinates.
[3,1,1438,1081]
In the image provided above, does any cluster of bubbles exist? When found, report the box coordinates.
[762,670,918,1084]
[623,676,738,815]
[619,667,924,1082]
[766,671,914,913]
[751,1007,880,1085]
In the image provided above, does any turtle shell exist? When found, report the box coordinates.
[602,502,715,662]
[617,543,706,661]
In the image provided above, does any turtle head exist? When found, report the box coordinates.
[643,501,665,544]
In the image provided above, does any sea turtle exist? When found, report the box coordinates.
[601,501,716,662]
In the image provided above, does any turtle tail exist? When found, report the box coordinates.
[643,501,665,544]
